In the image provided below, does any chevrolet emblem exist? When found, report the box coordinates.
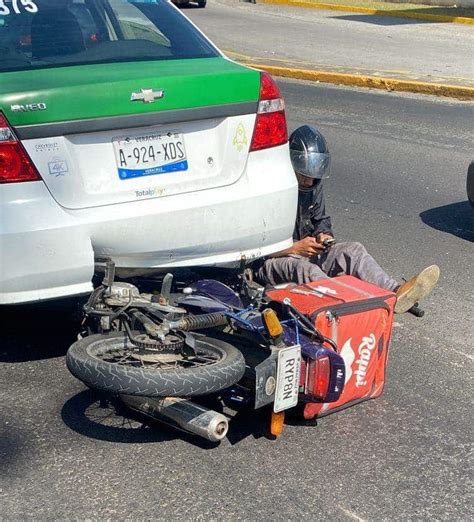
[130,89,165,103]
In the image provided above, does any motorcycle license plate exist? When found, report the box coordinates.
[113,131,188,180]
[274,345,301,413]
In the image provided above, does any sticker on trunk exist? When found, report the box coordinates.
[232,123,248,152]
[48,158,68,177]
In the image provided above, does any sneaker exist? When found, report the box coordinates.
[395,265,440,314]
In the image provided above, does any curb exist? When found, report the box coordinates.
[259,0,474,25]
[246,63,474,100]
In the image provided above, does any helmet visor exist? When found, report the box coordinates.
[290,150,331,179]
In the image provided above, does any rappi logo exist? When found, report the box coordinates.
[340,333,377,388]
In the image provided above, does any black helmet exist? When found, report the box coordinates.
[289,125,331,179]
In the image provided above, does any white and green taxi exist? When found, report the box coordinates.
[0,0,297,304]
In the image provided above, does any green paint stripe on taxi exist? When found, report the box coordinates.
[0,58,261,127]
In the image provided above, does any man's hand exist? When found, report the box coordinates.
[267,234,335,259]
[317,233,334,244]
[290,237,325,257]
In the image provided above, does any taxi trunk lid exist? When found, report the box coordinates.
[3,58,260,209]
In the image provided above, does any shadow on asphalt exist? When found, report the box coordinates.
[61,389,272,448]
[334,8,473,26]
[61,389,223,449]
[0,427,23,472]
[0,298,84,363]
[333,13,433,25]
[420,201,474,242]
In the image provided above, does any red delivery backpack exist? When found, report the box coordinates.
[266,276,396,420]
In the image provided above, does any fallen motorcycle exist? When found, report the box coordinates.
[67,258,394,442]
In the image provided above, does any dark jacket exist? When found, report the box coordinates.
[293,179,333,240]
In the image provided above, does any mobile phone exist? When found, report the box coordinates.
[322,238,336,249]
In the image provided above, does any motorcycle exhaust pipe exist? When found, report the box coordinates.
[121,395,229,442]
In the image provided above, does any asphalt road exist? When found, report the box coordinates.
[1,83,473,520]
[184,0,474,86]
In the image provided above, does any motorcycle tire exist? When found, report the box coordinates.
[66,332,245,397]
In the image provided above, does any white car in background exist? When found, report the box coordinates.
[0,0,296,305]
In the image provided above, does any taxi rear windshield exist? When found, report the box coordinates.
[0,0,219,72]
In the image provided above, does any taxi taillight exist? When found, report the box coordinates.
[249,72,288,152]
[0,113,41,184]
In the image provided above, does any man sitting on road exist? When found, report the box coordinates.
[254,125,440,314]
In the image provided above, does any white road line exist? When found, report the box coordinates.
[451,348,474,362]
[339,506,367,522]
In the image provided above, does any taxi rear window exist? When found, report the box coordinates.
[0,0,219,72]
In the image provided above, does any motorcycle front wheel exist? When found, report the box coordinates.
[67,332,245,397]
